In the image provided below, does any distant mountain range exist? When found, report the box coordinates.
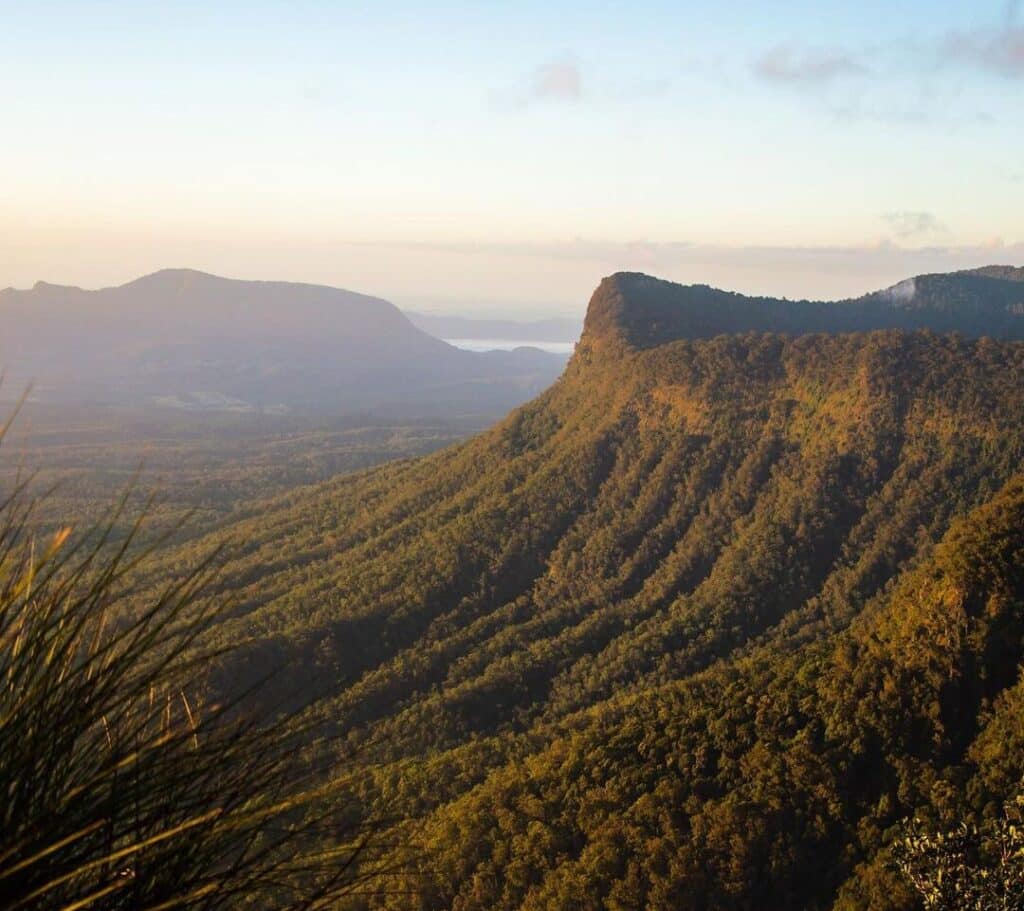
[141,264,1024,910]
[0,269,568,415]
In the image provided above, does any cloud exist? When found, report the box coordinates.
[943,3,1024,78]
[753,46,865,86]
[751,10,1020,123]
[943,25,1024,77]
[882,211,949,240]
[529,59,582,101]
[491,58,583,110]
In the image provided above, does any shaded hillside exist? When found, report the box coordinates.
[0,269,566,414]
[582,267,1024,349]
[134,270,1024,909]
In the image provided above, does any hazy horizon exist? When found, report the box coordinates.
[7,247,1024,323]
[3,0,1022,317]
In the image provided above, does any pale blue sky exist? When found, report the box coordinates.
[1,1,1021,314]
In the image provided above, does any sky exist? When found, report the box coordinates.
[1,0,1022,316]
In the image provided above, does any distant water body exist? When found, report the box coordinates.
[445,338,576,354]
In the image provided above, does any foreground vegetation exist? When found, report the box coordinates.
[0,406,403,907]
[893,796,1024,910]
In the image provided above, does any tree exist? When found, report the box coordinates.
[893,798,1024,911]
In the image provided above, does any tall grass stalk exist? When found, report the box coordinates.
[0,414,386,910]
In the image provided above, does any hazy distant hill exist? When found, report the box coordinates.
[133,265,1024,909]
[0,269,567,415]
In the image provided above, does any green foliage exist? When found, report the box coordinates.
[0,474,387,908]
[893,797,1024,910]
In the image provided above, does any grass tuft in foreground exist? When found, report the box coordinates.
[0,418,388,910]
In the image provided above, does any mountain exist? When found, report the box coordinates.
[405,311,582,343]
[135,267,1024,910]
[407,264,1024,350]
[581,267,1024,349]
[0,269,567,414]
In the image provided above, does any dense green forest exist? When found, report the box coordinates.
[9,268,1024,908]
[0,403,477,540]
[93,270,1024,909]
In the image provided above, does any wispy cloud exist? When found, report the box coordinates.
[882,211,949,241]
[752,5,1023,123]
[529,59,582,101]
[943,25,1024,77]
[494,58,583,109]
[752,46,865,86]
[494,58,674,110]
[937,0,1024,78]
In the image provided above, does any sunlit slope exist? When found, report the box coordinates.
[400,474,1024,911]
[194,327,1024,706]
[141,269,1024,909]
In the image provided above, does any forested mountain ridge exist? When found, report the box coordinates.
[134,269,1024,909]
[581,267,1024,349]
